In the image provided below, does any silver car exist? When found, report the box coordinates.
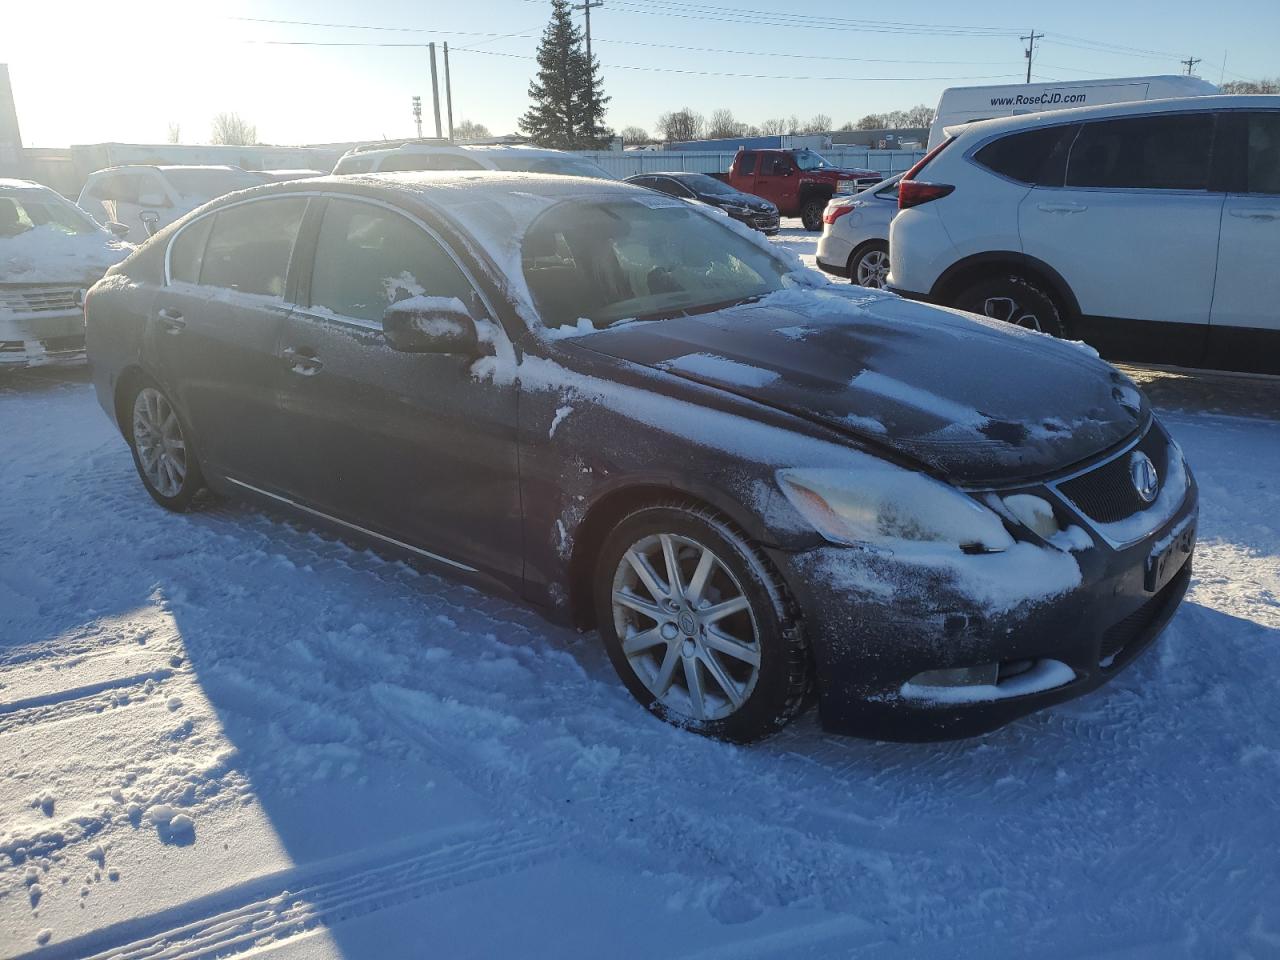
[815,174,901,289]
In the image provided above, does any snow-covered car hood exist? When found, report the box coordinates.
[0,225,133,286]
[572,286,1146,485]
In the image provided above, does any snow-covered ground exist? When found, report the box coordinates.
[2,227,1279,958]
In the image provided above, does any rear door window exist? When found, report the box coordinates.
[1066,114,1214,190]
[169,216,214,284]
[736,152,758,176]
[974,124,1079,186]
[1245,112,1280,194]
[199,197,307,297]
[307,198,475,323]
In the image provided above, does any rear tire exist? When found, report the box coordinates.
[800,198,826,232]
[125,380,205,512]
[953,274,1069,339]
[594,501,810,742]
[849,240,890,289]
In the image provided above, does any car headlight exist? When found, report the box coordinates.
[1000,494,1060,540]
[778,467,1014,553]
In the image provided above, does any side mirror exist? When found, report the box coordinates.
[382,297,480,355]
[138,191,170,208]
[106,221,130,238]
[139,210,161,237]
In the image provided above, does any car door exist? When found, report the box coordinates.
[1207,110,1280,374]
[275,195,522,583]
[753,154,799,212]
[1018,111,1224,366]
[149,195,308,484]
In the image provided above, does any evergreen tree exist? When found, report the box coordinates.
[519,0,612,149]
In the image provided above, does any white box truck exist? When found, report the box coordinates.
[926,75,1219,149]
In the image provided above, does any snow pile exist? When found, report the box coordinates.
[0,225,131,285]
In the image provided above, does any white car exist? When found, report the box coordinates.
[77,165,264,241]
[332,141,615,179]
[888,95,1280,375]
[1,179,131,367]
[816,174,901,288]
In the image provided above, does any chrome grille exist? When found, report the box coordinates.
[1055,425,1170,525]
[0,287,81,314]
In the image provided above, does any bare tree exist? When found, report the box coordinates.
[802,113,832,134]
[454,119,492,139]
[759,117,787,135]
[706,108,746,139]
[620,125,650,144]
[902,104,935,128]
[1222,77,1280,94]
[785,114,801,135]
[656,108,705,143]
[855,114,887,130]
[210,112,257,146]
[166,122,181,144]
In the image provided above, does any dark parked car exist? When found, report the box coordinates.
[624,172,780,234]
[86,172,1198,743]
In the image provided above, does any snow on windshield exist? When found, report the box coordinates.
[1,188,99,238]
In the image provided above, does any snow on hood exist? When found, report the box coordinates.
[0,224,132,285]
[574,285,1147,486]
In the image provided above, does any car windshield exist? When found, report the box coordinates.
[491,156,615,179]
[162,168,263,198]
[522,198,790,330]
[793,150,834,171]
[0,188,100,237]
[677,174,742,198]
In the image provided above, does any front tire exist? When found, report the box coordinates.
[800,198,826,232]
[953,274,1069,338]
[594,502,810,742]
[849,240,890,289]
[127,382,205,511]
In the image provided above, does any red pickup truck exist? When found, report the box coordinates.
[716,148,882,231]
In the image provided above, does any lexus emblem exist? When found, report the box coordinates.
[1129,452,1159,504]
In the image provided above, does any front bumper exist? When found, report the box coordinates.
[770,478,1199,742]
[0,309,87,367]
[731,209,780,234]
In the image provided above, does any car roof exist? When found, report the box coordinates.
[947,93,1280,143]
[89,164,248,176]
[0,178,55,193]
[342,143,575,160]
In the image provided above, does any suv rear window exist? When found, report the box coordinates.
[1066,114,1214,191]
[974,125,1078,186]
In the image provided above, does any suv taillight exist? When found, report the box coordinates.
[899,137,955,210]
[822,205,855,225]
[898,181,955,209]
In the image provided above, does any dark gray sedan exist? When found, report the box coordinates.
[85,172,1197,742]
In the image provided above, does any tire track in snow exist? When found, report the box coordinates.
[22,825,560,960]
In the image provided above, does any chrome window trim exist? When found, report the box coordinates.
[225,477,478,573]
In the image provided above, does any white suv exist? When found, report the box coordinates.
[333,142,615,179]
[888,95,1280,375]
[78,165,264,240]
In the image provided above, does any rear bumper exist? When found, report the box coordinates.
[769,483,1198,742]
[816,258,850,279]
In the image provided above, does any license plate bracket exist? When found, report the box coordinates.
[1145,520,1195,593]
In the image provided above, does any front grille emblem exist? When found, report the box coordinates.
[1129,451,1159,504]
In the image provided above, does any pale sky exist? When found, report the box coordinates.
[3,0,1276,148]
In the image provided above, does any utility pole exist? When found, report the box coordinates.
[428,42,443,139]
[1181,56,1202,76]
[443,42,455,140]
[573,0,603,67]
[1021,29,1043,84]
[411,95,422,139]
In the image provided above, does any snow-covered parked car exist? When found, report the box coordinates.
[332,141,615,179]
[1,179,132,367]
[77,165,265,241]
[84,172,1198,742]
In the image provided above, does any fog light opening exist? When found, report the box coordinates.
[902,659,1076,704]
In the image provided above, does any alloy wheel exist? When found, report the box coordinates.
[610,532,761,722]
[132,387,188,498]
[981,295,1043,332]
[855,248,890,288]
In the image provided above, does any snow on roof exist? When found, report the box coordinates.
[0,178,55,193]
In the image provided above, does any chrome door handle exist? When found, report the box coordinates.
[282,346,324,375]
[1229,208,1280,221]
[1036,201,1087,214]
[156,308,186,333]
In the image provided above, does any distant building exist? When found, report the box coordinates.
[830,128,928,150]
[666,134,831,152]
[0,65,24,179]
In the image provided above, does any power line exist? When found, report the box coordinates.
[1021,29,1044,83]
[1181,56,1202,76]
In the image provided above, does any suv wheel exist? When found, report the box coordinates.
[594,502,810,742]
[953,275,1068,339]
[127,382,205,511]
[800,198,826,232]
[850,241,890,289]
